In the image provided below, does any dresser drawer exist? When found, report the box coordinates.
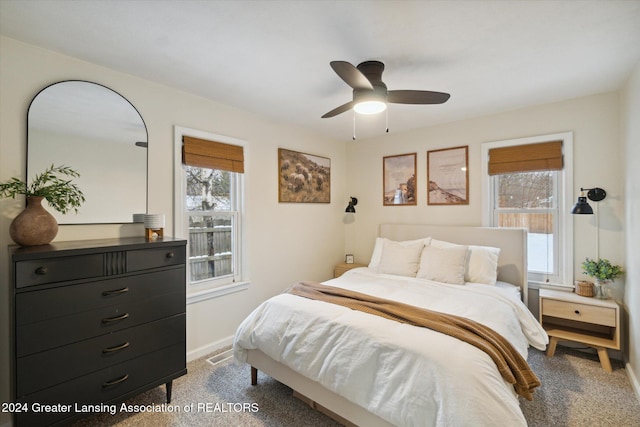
[16,267,184,326]
[127,245,186,272]
[15,343,186,427]
[16,280,185,357]
[15,254,103,288]
[17,314,185,396]
[542,298,616,327]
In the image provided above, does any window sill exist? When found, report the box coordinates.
[528,280,575,292]
[187,280,250,305]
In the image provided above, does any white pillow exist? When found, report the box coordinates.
[429,238,460,249]
[368,237,431,270]
[376,239,425,277]
[416,245,468,285]
[430,239,500,285]
[467,244,501,285]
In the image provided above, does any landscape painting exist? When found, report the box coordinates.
[278,148,330,203]
[383,153,417,206]
[427,146,469,205]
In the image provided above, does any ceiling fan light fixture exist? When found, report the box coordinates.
[353,100,387,115]
[321,60,450,120]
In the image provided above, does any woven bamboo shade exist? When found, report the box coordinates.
[182,136,244,173]
[488,140,562,175]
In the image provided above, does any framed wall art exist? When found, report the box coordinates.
[383,153,417,206]
[278,148,330,203]
[427,145,469,205]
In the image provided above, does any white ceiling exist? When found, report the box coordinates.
[1,0,639,142]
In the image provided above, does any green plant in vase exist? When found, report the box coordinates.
[1,164,85,246]
[581,258,623,299]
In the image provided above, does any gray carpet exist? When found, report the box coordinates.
[72,346,640,426]
[522,347,640,427]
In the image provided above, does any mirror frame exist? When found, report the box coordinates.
[27,80,148,224]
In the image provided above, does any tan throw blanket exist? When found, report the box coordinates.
[288,281,540,400]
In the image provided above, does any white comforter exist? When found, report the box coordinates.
[234,268,548,427]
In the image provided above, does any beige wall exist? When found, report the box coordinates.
[345,91,625,286]
[0,36,347,422]
[621,60,640,397]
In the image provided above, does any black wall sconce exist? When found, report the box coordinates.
[571,187,606,215]
[571,187,606,260]
[345,197,358,213]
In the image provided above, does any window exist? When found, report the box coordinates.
[174,127,248,302]
[186,167,238,284]
[492,170,559,282]
[482,133,574,288]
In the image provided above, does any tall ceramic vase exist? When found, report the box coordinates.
[9,196,58,246]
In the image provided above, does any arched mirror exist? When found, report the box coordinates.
[28,81,148,224]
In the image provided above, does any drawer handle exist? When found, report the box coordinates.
[166,252,175,259]
[103,341,131,353]
[102,287,129,296]
[102,374,129,387]
[574,310,581,315]
[35,266,48,275]
[102,313,129,323]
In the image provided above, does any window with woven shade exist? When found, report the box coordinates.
[175,128,248,299]
[483,133,574,290]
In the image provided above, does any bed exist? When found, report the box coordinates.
[233,224,548,426]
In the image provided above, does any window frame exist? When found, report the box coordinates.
[481,132,574,290]
[174,126,249,304]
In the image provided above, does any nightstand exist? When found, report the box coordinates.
[539,288,620,372]
[334,262,366,278]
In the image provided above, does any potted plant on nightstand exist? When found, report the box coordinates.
[582,258,623,299]
[0,164,85,246]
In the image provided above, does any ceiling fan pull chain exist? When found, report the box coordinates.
[386,109,389,133]
[353,112,356,140]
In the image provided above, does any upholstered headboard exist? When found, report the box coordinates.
[379,224,528,303]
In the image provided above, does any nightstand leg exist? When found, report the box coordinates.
[546,337,558,357]
[596,347,613,373]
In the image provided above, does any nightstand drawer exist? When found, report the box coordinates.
[542,299,616,327]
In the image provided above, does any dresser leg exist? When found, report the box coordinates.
[166,381,173,403]
[596,347,613,373]
[546,337,558,357]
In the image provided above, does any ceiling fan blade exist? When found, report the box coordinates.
[330,61,374,90]
[321,100,355,118]
[388,90,450,104]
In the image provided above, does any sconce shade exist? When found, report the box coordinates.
[345,197,358,213]
[571,196,593,215]
[571,187,606,214]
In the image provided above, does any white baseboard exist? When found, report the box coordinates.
[187,335,234,362]
[627,361,640,403]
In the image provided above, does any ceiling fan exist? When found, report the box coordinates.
[321,60,450,118]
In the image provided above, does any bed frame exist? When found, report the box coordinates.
[248,224,527,427]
